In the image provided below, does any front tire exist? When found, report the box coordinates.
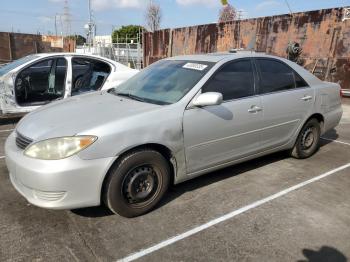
[291,118,321,159]
[103,149,170,218]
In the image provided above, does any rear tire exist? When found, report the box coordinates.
[103,149,170,218]
[291,118,321,159]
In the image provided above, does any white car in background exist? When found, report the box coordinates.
[342,89,350,97]
[0,53,138,115]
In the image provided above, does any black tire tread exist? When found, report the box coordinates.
[102,148,170,217]
[291,118,321,159]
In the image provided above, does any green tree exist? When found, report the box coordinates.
[112,25,145,43]
[221,0,228,5]
[67,35,86,45]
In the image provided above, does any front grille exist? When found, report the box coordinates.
[15,132,33,150]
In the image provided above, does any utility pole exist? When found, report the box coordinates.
[54,14,58,36]
[63,0,72,36]
[88,0,92,27]
[86,0,96,47]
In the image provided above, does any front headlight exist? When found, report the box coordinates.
[24,136,97,160]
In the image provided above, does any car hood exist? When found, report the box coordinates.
[16,91,161,141]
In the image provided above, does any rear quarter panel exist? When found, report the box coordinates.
[313,82,342,134]
[285,58,342,135]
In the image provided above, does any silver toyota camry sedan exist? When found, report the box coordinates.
[5,52,343,217]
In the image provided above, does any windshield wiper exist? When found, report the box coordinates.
[108,89,170,105]
[114,92,147,103]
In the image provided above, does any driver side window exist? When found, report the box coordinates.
[202,59,255,101]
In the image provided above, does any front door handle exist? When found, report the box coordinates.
[248,106,263,113]
[301,95,313,101]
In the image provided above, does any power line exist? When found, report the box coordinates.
[284,0,293,16]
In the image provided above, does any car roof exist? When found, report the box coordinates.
[167,51,323,86]
[34,52,134,71]
[35,52,114,62]
[167,52,288,63]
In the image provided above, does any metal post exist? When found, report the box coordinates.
[7,33,13,61]
[54,14,58,36]
[88,0,92,47]
[126,34,129,67]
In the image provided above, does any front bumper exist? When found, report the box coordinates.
[5,132,116,210]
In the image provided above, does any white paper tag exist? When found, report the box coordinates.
[183,63,208,71]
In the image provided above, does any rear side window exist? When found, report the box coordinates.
[256,59,296,94]
[72,58,111,96]
[256,59,308,94]
[202,59,255,101]
[294,72,309,88]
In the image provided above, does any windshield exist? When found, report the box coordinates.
[109,60,214,105]
[0,55,39,77]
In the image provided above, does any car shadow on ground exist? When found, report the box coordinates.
[298,246,347,262]
[72,205,114,217]
[0,116,23,125]
[72,129,339,218]
[323,128,340,140]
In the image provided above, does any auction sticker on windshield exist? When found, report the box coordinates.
[183,63,208,71]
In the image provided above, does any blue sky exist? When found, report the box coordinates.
[0,0,349,36]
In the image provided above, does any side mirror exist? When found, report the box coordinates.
[193,92,223,107]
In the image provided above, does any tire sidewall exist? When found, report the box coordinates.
[294,119,321,159]
[104,150,170,217]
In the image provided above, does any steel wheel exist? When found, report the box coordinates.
[301,127,316,150]
[103,149,170,217]
[291,118,321,159]
[122,165,162,208]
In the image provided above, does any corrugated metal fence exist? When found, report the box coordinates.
[0,33,75,63]
[143,7,350,89]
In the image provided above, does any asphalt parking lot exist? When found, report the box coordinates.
[1,100,350,262]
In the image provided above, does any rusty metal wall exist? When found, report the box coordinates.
[143,7,350,89]
[0,32,76,63]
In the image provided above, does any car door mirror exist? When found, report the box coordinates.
[193,92,223,107]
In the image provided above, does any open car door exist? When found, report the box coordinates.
[15,57,67,106]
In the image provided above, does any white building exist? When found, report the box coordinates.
[94,35,112,45]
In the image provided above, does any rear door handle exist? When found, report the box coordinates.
[301,95,313,101]
[248,106,263,113]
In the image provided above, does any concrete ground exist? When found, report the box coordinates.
[0,99,350,262]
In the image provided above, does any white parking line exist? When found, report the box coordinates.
[0,129,14,133]
[118,163,350,262]
[321,137,350,147]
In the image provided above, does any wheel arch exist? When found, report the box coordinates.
[306,113,325,133]
[289,112,325,150]
[101,143,177,202]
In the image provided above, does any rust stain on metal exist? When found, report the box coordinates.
[144,7,350,89]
